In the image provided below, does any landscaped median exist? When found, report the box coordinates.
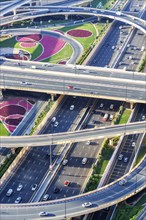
[84,105,132,192]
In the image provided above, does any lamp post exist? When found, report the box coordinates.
[64,195,67,219]
[49,124,53,171]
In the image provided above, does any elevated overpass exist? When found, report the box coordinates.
[0,6,146,34]
[1,62,146,103]
[0,4,146,220]
[0,156,146,220]
[0,121,146,148]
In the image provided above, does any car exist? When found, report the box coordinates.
[142,115,145,120]
[68,86,74,90]
[42,194,50,201]
[109,114,114,121]
[39,212,50,217]
[124,157,128,163]
[64,180,70,187]
[118,154,123,161]
[127,44,130,47]
[119,179,127,186]
[54,121,59,127]
[51,117,56,122]
[62,159,68,166]
[31,184,37,191]
[82,202,92,208]
[54,187,60,193]
[15,197,22,204]
[110,104,114,110]
[100,103,104,108]
[82,157,88,165]
[132,142,135,147]
[70,105,74,110]
[86,140,91,145]
[6,189,13,197]
[17,184,23,191]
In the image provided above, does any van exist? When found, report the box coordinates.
[6,189,13,196]
[82,157,87,165]
[102,113,108,122]
[110,104,114,110]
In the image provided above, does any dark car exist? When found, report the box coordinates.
[54,187,60,194]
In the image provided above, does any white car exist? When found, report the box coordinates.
[124,157,128,163]
[132,142,135,147]
[100,103,104,108]
[42,194,50,201]
[15,197,22,204]
[39,212,50,217]
[51,117,56,122]
[142,115,145,120]
[82,202,92,208]
[118,154,123,161]
[17,184,23,191]
[31,184,37,191]
[54,121,59,127]
[62,159,68,166]
[119,179,127,186]
[70,105,74,110]
[86,140,91,145]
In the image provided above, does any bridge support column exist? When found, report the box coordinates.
[11,148,16,155]
[65,14,68,20]
[13,9,16,15]
[29,0,32,6]
[0,90,3,100]
[130,102,135,109]
[51,94,55,101]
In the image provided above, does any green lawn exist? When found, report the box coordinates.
[113,202,143,220]
[119,109,132,124]
[0,122,10,136]
[91,0,117,9]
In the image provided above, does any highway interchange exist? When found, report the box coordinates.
[0,0,146,220]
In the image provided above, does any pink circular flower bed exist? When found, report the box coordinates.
[0,105,26,117]
[17,34,42,42]
[67,29,92,38]
[20,42,37,48]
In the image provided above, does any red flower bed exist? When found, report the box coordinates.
[5,117,23,126]
[20,42,36,48]
[67,29,92,38]
[17,34,42,42]
[0,105,26,117]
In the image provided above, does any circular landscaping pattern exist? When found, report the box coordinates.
[67,29,92,38]
[0,105,26,117]
[17,34,42,42]
[17,34,42,48]
[5,117,23,126]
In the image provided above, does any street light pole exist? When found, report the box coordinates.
[64,195,66,219]
[49,124,53,171]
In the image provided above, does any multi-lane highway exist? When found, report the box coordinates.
[0,2,146,220]
[0,156,145,220]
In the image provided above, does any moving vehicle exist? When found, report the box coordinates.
[82,202,92,207]
[119,179,127,186]
[62,159,68,166]
[51,117,56,122]
[42,194,50,201]
[31,184,37,191]
[39,212,50,217]
[6,189,13,197]
[54,121,59,127]
[15,197,22,204]
[70,105,74,110]
[17,184,23,191]
[118,154,123,161]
